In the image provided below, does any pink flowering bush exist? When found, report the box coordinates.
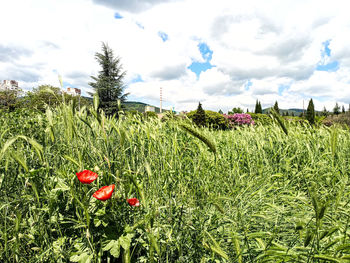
[224,113,255,126]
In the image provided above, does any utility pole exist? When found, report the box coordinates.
[303,100,304,116]
[160,87,162,113]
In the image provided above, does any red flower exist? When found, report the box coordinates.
[127,198,140,207]
[93,185,115,201]
[76,170,98,184]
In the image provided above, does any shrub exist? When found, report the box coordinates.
[322,113,350,127]
[224,113,254,126]
[249,113,272,125]
[187,110,229,129]
[144,111,158,119]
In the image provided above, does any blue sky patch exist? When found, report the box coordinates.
[130,75,143,83]
[188,42,214,78]
[114,12,123,19]
[278,84,289,95]
[316,61,339,72]
[188,62,213,77]
[316,39,339,72]
[245,80,252,91]
[322,40,331,57]
[158,31,168,42]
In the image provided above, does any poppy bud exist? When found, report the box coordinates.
[127,198,140,207]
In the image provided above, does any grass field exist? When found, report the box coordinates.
[1,103,350,262]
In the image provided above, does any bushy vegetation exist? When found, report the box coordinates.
[1,103,350,262]
[187,109,229,129]
[323,112,350,127]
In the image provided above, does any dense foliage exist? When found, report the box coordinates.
[192,102,206,127]
[187,109,228,129]
[89,42,128,116]
[1,105,350,262]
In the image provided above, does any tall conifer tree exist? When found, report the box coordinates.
[89,42,128,116]
[306,98,315,125]
[273,101,280,114]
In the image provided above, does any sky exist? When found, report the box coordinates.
[1,0,350,112]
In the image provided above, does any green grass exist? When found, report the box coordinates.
[1,105,350,262]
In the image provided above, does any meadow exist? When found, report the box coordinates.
[1,102,350,262]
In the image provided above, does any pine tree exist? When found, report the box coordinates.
[333,102,340,115]
[193,102,206,127]
[273,101,280,114]
[89,42,128,116]
[306,98,315,125]
[218,109,223,114]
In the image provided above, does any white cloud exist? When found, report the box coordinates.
[1,0,350,110]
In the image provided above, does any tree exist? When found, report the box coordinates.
[193,102,206,127]
[306,98,315,125]
[322,106,328,117]
[333,102,340,115]
[89,42,128,116]
[342,105,345,114]
[218,109,223,114]
[24,85,62,111]
[228,107,243,114]
[258,101,262,113]
[273,101,280,114]
[0,89,21,110]
[254,100,262,114]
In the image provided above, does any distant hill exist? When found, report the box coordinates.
[123,101,168,113]
[262,108,321,116]
[81,99,167,113]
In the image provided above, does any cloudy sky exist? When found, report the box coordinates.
[1,0,350,112]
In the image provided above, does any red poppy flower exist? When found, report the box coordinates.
[93,185,115,201]
[76,170,98,184]
[127,198,140,207]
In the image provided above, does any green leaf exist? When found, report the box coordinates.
[119,233,134,250]
[63,155,81,168]
[70,252,92,263]
[313,254,340,262]
[103,240,120,258]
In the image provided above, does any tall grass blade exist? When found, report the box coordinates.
[180,124,216,154]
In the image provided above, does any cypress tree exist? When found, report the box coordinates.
[89,42,128,116]
[193,102,206,127]
[273,101,280,114]
[258,101,263,113]
[306,98,315,125]
[333,102,340,115]
[255,100,259,113]
[322,106,328,116]
[342,105,345,114]
[255,100,263,114]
